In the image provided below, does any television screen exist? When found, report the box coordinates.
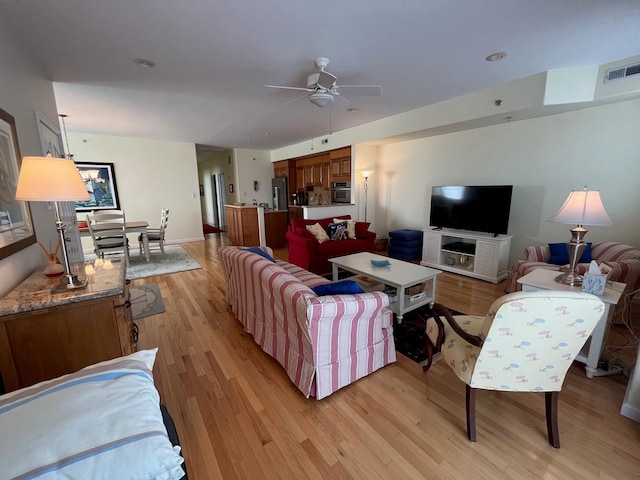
[429,185,513,235]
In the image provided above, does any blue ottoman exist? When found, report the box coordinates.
[388,229,423,261]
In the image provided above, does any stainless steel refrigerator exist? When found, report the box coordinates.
[272,177,288,210]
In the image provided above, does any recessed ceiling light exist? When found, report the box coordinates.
[485,52,507,62]
[134,58,156,68]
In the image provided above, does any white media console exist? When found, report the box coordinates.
[420,228,513,283]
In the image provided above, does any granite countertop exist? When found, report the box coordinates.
[0,258,127,317]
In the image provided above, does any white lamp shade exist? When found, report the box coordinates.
[15,156,90,202]
[361,170,373,179]
[549,188,611,226]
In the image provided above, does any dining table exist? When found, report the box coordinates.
[78,220,150,262]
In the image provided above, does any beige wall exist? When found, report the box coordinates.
[372,99,640,264]
[0,15,64,296]
[67,132,204,252]
[234,148,274,206]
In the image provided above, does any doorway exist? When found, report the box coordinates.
[211,173,227,228]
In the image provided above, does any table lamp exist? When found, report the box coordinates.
[15,156,90,293]
[549,186,611,286]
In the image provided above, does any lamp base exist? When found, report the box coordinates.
[51,272,87,294]
[554,271,583,286]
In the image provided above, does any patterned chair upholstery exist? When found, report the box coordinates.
[506,242,640,323]
[424,290,605,448]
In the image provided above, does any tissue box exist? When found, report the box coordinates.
[582,273,606,295]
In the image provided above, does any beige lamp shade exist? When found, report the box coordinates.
[15,156,90,202]
[549,188,611,226]
[361,170,373,179]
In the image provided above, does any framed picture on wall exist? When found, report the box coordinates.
[0,106,36,260]
[35,111,65,158]
[74,162,121,212]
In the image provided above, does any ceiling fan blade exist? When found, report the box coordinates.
[333,85,382,96]
[265,85,313,92]
[334,93,351,105]
[284,93,311,105]
[317,71,337,90]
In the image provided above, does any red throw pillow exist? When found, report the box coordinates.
[355,222,371,239]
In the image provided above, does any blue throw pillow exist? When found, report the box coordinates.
[327,221,349,241]
[548,242,592,265]
[242,247,275,262]
[312,280,365,296]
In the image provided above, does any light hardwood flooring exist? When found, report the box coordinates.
[133,235,640,479]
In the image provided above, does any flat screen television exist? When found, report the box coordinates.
[429,185,513,236]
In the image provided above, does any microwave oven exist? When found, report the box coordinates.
[331,182,351,204]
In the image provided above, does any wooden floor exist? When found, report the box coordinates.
[134,235,640,480]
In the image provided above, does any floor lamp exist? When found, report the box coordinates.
[361,170,373,222]
[549,186,611,286]
[15,156,90,293]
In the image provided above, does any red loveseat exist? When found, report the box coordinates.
[285,215,376,275]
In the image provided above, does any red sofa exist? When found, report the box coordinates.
[285,215,375,275]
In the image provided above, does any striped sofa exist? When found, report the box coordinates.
[219,246,396,400]
[506,241,640,322]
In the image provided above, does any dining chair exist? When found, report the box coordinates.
[423,290,605,448]
[0,210,11,227]
[87,211,129,265]
[139,208,169,256]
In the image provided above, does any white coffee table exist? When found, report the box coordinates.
[329,252,441,323]
[517,268,625,378]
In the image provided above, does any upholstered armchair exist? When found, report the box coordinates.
[424,291,604,448]
[506,241,640,323]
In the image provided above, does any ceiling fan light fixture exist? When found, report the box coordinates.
[309,92,333,107]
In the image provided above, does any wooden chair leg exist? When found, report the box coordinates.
[423,336,435,372]
[466,385,477,442]
[545,391,560,448]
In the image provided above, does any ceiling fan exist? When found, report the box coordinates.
[265,57,382,107]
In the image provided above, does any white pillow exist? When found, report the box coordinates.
[333,218,356,239]
[306,222,329,243]
[0,349,185,480]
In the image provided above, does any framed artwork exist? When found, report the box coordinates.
[0,107,36,260]
[35,111,65,158]
[74,162,121,212]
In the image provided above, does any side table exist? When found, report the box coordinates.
[518,268,625,378]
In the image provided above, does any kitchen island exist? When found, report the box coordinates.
[225,204,289,249]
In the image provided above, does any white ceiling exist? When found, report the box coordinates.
[3,0,640,151]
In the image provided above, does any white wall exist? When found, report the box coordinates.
[67,132,204,251]
[0,15,63,296]
[374,99,640,264]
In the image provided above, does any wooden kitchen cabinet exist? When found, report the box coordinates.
[273,160,297,194]
[0,260,135,392]
[330,146,352,182]
[264,210,289,249]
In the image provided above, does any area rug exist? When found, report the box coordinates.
[85,245,201,280]
[130,282,165,320]
[394,304,464,364]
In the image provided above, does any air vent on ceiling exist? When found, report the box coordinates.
[604,63,640,83]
